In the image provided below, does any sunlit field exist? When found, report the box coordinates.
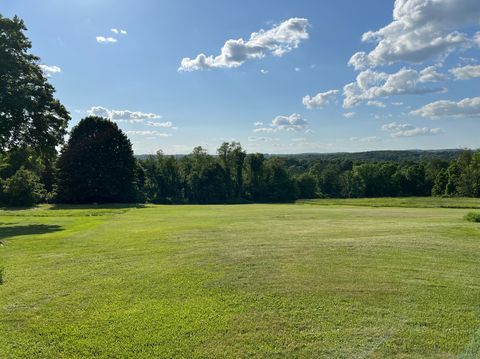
[1,198,480,358]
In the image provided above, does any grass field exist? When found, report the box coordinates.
[1,198,480,358]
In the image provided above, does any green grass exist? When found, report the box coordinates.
[1,199,480,358]
[465,212,480,223]
[298,196,480,209]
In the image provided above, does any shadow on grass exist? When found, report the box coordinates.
[0,224,63,241]
[50,203,146,210]
[0,205,40,211]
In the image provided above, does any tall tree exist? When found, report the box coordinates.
[56,117,137,203]
[217,142,246,199]
[0,15,70,156]
[243,153,266,201]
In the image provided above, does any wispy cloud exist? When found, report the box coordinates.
[111,28,127,35]
[367,100,386,108]
[146,121,175,129]
[382,122,443,137]
[96,36,117,44]
[126,130,172,137]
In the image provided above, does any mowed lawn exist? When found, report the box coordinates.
[1,199,480,358]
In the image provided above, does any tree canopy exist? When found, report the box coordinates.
[56,116,137,203]
[0,15,70,156]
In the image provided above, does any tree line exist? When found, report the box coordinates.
[1,14,479,207]
[2,114,480,206]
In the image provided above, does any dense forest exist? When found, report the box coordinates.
[1,14,479,207]
[134,144,480,204]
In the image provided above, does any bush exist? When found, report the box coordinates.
[465,212,480,223]
[2,168,45,207]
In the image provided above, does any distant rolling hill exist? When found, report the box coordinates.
[136,149,465,162]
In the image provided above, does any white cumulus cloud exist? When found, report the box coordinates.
[411,97,480,118]
[449,64,480,79]
[179,18,309,71]
[419,66,448,82]
[39,65,62,77]
[348,0,480,70]
[253,113,309,133]
[302,89,339,109]
[271,113,309,131]
[87,106,162,123]
[343,67,445,108]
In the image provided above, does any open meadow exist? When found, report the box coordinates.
[1,198,480,358]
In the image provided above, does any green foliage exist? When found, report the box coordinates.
[263,158,298,202]
[243,153,266,201]
[217,142,247,199]
[0,266,3,285]
[0,15,70,155]
[432,168,449,196]
[432,150,480,198]
[178,146,227,203]
[141,151,182,203]
[133,146,480,204]
[465,212,480,223]
[296,172,317,199]
[1,168,45,207]
[56,117,137,203]
[340,171,365,198]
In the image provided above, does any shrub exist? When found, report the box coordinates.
[465,212,480,223]
[2,168,46,207]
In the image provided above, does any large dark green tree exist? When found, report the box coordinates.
[56,117,137,203]
[0,15,70,156]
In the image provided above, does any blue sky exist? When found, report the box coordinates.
[3,0,480,154]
